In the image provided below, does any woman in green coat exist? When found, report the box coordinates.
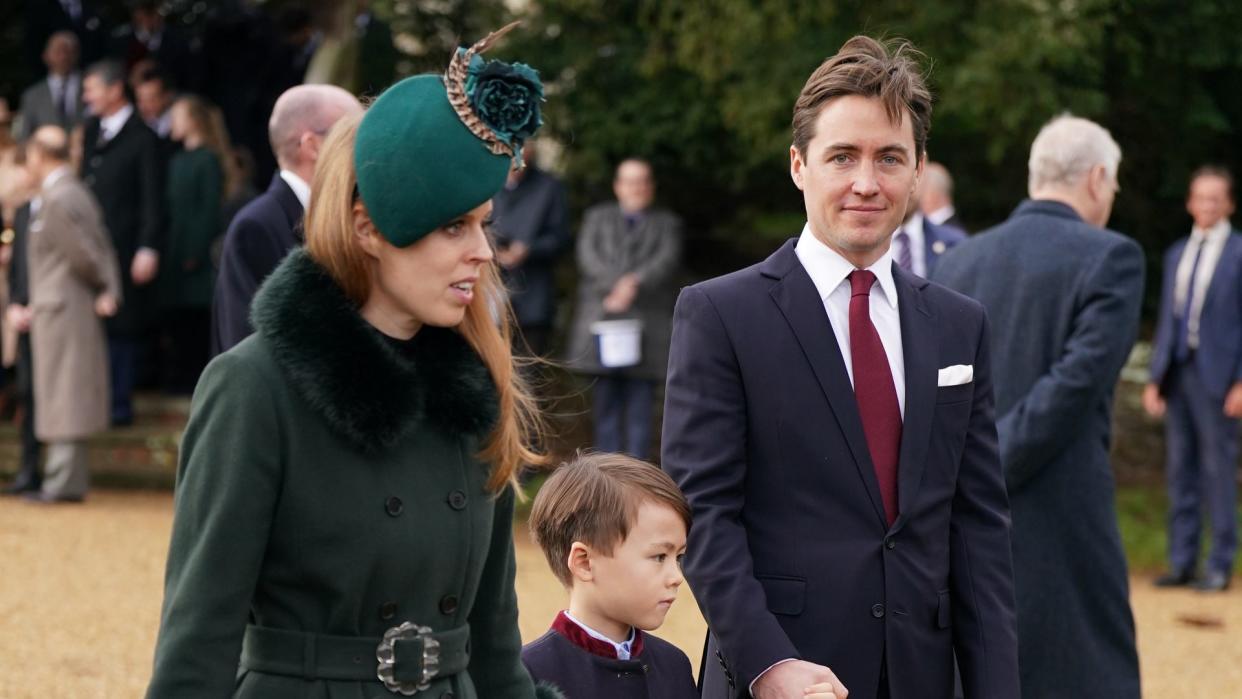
[160,95,230,393]
[147,27,559,699]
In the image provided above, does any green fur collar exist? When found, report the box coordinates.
[250,249,498,451]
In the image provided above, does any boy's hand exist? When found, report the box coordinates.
[804,682,845,698]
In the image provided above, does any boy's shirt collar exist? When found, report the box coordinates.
[554,610,645,660]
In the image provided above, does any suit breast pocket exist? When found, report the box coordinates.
[935,383,973,405]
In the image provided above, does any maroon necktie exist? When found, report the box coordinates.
[848,270,902,525]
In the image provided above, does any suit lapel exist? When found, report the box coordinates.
[892,266,936,533]
[764,241,888,528]
[1199,232,1240,311]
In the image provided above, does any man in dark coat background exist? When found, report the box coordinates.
[934,114,1143,699]
[211,84,361,355]
[493,141,571,357]
[2,199,43,496]
[80,59,162,426]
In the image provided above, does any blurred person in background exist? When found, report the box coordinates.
[934,114,1143,699]
[919,161,964,230]
[159,95,233,394]
[18,31,86,139]
[21,125,122,504]
[211,84,362,355]
[492,140,570,357]
[80,58,163,426]
[567,158,682,459]
[1145,166,1242,593]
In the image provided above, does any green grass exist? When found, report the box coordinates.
[1116,485,1242,575]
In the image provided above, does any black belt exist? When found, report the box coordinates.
[240,623,470,689]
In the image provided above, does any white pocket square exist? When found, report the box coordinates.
[937,364,974,386]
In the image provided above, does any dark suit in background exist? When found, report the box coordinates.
[211,174,302,355]
[662,240,1018,698]
[923,218,966,275]
[1148,227,1242,581]
[492,166,570,356]
[81,110,163,424]
[17,73,87,139]
[933,199,1144,699]
[5,203,43,494]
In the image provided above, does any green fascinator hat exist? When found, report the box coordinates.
[354,22,544,247]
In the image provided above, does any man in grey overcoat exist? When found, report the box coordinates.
[933,115,1143,698]
[567,158,682,459]
[23,126,122,503]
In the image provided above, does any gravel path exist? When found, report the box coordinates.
[1,490,1238,697]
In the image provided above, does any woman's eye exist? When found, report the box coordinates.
[653,554,667,563]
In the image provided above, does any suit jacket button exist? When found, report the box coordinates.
[885,537,896,550]
[385,496,403,517]
[379,601,398,620]
[439,594,459,615]
[871,603,886,618]
[448,490,467,510]
[89,156,102,168]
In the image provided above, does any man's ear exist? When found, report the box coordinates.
[567,541,595,584]
[1086,164,1108,202]
[790,145,806,191]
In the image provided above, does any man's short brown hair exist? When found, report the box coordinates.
[529,452,692,587]
[792,35,932,158]
[1189,165,1234,202]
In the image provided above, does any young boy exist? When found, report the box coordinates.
[522,452,698,698]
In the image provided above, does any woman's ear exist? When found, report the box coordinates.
[567,542,595,584]
[353,201,382,259]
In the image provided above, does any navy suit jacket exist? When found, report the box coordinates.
[923,219,968,276]
[662,240,1018,698]
[1149,229,1242,398]
[210,174,303,356]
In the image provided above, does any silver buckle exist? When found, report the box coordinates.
[376,622,441,695]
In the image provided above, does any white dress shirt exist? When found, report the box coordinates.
[99,103,134,142]
[562,610,636,660]
[891,212,928,278]
[279,170,311,210]
[926,204,955,226]
[795,223,907,416]
[1174,218,1231,349]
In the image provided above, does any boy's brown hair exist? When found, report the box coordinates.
[792,35,932,159]
[529,452,692,587]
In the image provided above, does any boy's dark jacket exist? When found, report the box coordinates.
[522,612,698,699]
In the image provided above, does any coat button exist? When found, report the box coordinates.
[385,496,403,517]
[379,601,398,620]
[447,490,467,510]
[84,175,95,185]
[871,603,886,618]
[89,156,102,168]
[439,595,459,615]
[885,537,896,550]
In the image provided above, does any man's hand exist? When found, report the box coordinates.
[94,293,118,318]
[1224,382,1242,418]
[752,660,847,699]
[131,248,159,286]
[602,273,640,314]
[496,241,529,270]
[6,304,31,333]
[1142,383,1166,419]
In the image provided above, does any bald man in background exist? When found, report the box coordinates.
[920,161,965,231]
[210,84,361,355]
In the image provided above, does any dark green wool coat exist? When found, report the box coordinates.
[159,147,221,309]
[147,250,560,699]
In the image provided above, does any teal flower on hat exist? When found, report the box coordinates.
[444,21,543,161]
[464,54,543,146]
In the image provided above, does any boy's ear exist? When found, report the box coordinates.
[567,541,594,583]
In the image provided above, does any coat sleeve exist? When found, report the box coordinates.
[138,132,165,253]
[213,216,277,351]
[186,154,223,268]
[949,310,1020,697]
[575,209,619,294]
[632,214,683,289]
[465,487,542,698]
[1148,245,1179,389]
[146,352,283,698]
[661,285,800,692]
[996,239,1145,490]
[42,193,119,297]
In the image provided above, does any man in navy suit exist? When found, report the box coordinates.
[1146,166,1242,592]
[890,204,966,278]
[933,115,1143,699]
[211,84,360,355]
[662,36,1018,699]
